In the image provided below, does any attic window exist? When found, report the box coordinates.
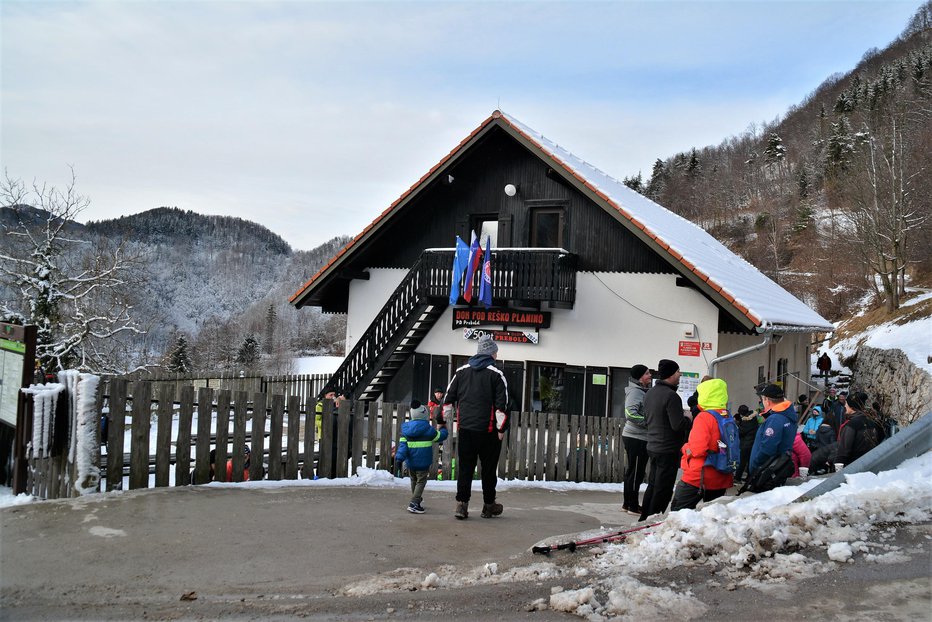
[472,215,498,247]
[530,207,564,248]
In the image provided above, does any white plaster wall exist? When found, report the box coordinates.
[345,268,408,352]
[716,332,812,410]
[344,269,814,412]
[417,272,719,377]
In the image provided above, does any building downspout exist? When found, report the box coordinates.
[708,332,773,377]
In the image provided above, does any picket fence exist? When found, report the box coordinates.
[107,379,625,488]
[26,378,625,498]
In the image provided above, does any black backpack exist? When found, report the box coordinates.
[738,452,794,494]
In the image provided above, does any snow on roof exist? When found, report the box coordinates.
[499,111,833,332]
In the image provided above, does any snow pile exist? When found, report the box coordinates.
[830,290,932,375]
[551,452,932,620]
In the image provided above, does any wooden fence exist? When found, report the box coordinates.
[26,379,625,498]
[101,372,332,405]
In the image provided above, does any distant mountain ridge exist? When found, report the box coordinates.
[86,206,292,254]
[1,203,350,370]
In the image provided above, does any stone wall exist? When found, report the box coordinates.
[847,346,932,425]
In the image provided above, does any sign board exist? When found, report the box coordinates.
[452,307,551,329]
[591,374,607,386]
[463,328,539,344]
[0,324,33,428]
[678,340,701,357]
[677,371,701,409]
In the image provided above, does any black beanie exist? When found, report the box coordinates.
[847,391,868,411]
[630,364,649,380]
[657,359,679,380]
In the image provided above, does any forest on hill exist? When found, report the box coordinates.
[622,5,932,320]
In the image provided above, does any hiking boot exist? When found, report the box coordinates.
[454,501,468,520]
[407,502,425,514]
[480,502,503,518]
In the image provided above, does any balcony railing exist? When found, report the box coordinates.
[420,248,577,306]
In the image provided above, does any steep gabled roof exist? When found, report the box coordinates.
[291,111,833,333]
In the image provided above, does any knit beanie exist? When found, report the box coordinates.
[630,364,649,380]
[410,400,429,420]
[477,334,498,356]
[656,359,679,380]
[696,378,728,410]
[847,391,868,411]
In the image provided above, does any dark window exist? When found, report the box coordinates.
[530,207,564,248]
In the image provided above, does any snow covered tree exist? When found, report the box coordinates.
[166,334,193,373]
[0,170,146,372]
[235,335,260,371]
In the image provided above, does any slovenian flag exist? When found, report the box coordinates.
[463,231,482,303]
[449,235,470,305]
[479,235,492,309]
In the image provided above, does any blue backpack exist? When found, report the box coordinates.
[703,410,741,473]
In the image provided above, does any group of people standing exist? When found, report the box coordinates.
[621,358,890,521]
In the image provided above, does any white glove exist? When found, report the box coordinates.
[495,409,507,431]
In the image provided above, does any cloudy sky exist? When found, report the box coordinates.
[1,0,922,251]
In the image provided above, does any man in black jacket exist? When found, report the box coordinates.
[443,335,509,520]
[638,359,692,521]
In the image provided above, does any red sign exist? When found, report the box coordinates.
[678,341,701,357]
[702,342,713,351]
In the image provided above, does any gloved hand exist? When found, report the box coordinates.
[495,409,507,432]
[436,411,446,426]
[441,404,454,425]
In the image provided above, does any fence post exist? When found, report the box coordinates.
[214,390,232,482]
[285,394,300,479]
[268,393,284,481]
[154,383,174,488]
[193,387,214,485]
[250,392,267,482]
[106,378,128,491]
[174,385,194,486]
[128,381,152,490]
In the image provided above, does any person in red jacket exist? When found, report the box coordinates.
[670,378,734,512]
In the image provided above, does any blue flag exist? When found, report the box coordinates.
[449,235,470,305]
[479,235,493,308]
[463,231,481,303]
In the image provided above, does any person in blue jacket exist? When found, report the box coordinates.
[801,405,824,450]
[748,384,798,477]
[395,400,449,514]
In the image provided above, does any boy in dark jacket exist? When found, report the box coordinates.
[395,401,449,514]
[835,391,885,466]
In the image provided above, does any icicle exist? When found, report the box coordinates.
[21,383,65,458]
[59,370,80,464]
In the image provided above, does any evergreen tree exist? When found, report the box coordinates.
[167,335,193,373]
[236,336,260,370]
[764,133,786,163]
[646,159,667,198]
[622,172,643,193]
[264,304,277,354]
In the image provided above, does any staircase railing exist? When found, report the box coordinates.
[326,248,578,398]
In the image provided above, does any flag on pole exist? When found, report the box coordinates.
[479,235,493,309]
[449,235,470,305]
[463,231,482,303]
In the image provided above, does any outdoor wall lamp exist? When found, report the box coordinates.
[504,183,519,197]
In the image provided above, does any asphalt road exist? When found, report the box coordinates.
[1,483,929,621]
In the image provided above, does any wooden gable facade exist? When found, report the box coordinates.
[292,112,817,414]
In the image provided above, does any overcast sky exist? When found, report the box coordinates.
[1,1,922,251]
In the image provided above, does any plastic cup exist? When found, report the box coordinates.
[799,467,809,478]
[834,463,844,472]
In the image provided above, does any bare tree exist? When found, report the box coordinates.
[842,102,930,311]
[0,169,146,372]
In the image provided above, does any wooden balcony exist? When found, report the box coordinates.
[420,248,577,308]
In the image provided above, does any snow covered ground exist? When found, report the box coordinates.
[3,450,930,620]
[293,355,343,375]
